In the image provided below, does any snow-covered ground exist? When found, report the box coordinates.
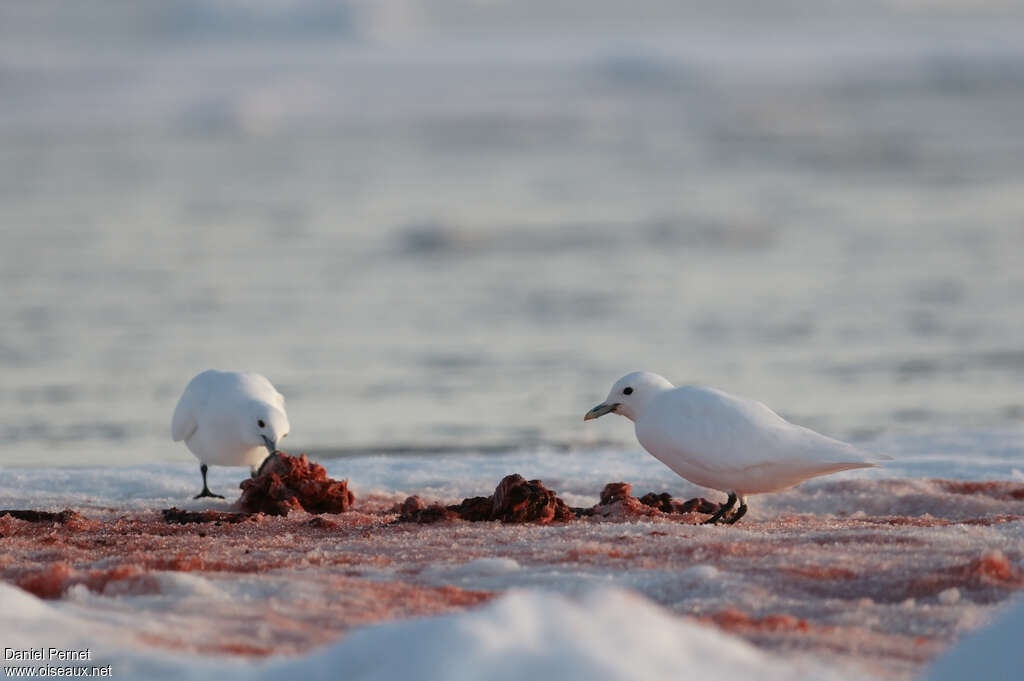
[923,593,1024,681]
[4,429,1024,511]
[2,430,1023,680]
[0,582,845,681]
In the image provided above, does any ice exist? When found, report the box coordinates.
[923,595,1024,681]
[3,429,1023,514]
[682,564,720,580]
[271,588,840,681]
[0,582,841,681]
[937,588,961,605]
[2,470,1021,677]
[0,581,234,680]
[424,557,523,580]
[1,432,1023,679]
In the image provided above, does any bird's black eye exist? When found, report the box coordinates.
[257,420,266,428]
[623,387,633,395]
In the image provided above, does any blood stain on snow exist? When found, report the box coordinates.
[706,609,812,633]
[784,565,858,580]
[935,480,1024,500]
[1,476,1023,679]
[16,563,160,599]
[908,551,1024,601]
[162,508,258,525]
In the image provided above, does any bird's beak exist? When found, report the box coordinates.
[584,402,619,421]
[261,435,277,454]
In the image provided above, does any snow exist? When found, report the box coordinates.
[279,588,837,681]
[4,428,1023,512]
[424,557,523,580]
[0,582,838,681]
[1,431,1023,680]
[923,595,1024,681]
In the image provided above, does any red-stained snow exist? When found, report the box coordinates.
[1,475,1023,679]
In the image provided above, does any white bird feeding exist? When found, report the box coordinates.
[171,370,290,499]
[584,371,887,524]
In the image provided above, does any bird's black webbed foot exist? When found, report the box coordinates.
[194,463,224,499]
[702,492,737,525]
[724,502,747,524]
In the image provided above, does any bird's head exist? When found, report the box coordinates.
[245,400,290,454]
[584,371,674,423]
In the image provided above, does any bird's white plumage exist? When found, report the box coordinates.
[172,370,289,470]
[589,372,887,497]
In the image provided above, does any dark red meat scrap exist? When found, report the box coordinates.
[393,496,460,523]
[490,474,574,524]
[595,482,718,518]
[600,482,633,505]
[454,496,495,522]
[239,452,355,516]
[638,492,719,515]
[397,474,573,524]
[162,508,256,524]
[0,509,84,524]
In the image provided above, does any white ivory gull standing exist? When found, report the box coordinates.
[172,370,290,499]
[584,371,888,524]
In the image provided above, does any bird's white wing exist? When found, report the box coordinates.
[642,386,879,473]
[171,371,217,442]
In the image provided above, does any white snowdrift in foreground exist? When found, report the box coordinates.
[923,595,1024,681]
[0,583,839,681]
[278,588,838,681]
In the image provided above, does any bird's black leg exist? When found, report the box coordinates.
[702,492,737,525]
[724,497,748,524]
[193,463,225,499]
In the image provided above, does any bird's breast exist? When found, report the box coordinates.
[635,419,728,492]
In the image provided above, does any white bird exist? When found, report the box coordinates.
[584,371,888,524]
[171,370,290,499]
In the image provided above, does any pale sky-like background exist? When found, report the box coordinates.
[2,0,1024,465]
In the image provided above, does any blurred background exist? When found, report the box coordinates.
[2,0,1024,466]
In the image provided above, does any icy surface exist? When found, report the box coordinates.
[3,429,1023,510]
[0,583,839,681]
[923,595,1024,681]
[270,588,839,681]
[2,440,1024,679]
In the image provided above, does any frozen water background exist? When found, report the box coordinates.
[2,1,1024,465]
